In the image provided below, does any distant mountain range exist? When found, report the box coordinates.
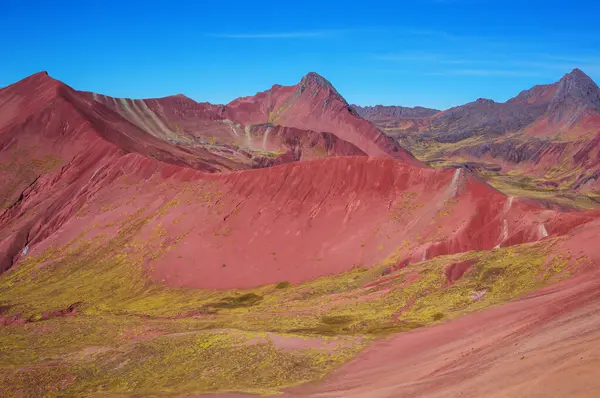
[355,69,600,196]
[351,104,440,119]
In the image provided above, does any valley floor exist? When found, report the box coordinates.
[1,231,598,396]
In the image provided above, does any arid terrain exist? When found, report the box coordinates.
[2,69,600,397]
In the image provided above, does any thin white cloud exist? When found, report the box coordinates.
[208,30,346,39]
[404,29,457,40]
[373,52,471,65]
[375,53,440,62]
[426,69,543,77]
[373,48,600,77]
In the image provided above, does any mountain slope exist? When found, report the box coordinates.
[352,105,440,119]
[361,69,600,199]
[2,70,600,397]
[86,91,367,169]
[225,72,423,166]
[376,69,599,143]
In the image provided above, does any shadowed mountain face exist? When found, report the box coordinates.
[547,68,600,120]
[360,69,600,198]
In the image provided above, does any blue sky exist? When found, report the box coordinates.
[1,0,599,109]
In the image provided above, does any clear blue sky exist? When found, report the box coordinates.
[1,0,599,110]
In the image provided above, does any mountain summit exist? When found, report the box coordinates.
[297,71,351,108]
[299,72,338,92]
[225,72,422,166]
[547,68,600,120]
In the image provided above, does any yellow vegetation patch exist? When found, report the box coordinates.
[0,191,576,396]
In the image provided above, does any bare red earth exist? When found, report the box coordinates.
[2,72,600,289]
[3,71,600,397]
[224,72,423,166]
[281,268,600,398]
[4,152,599,289]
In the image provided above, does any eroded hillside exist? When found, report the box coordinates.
[2,71,600,397]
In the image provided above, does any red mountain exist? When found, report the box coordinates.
[2,70,600,397]
[84,90,367,170]
[224,72,423,166]
[1,71,597,282]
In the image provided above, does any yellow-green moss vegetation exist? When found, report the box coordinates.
[0,322,360,397]
[389,132,600,209]
[267,103,292,124]
[389,192,423,222]
[487,174,600,210]
[392,134,489,161]
[0,195,575,396]
[252,148,286,158]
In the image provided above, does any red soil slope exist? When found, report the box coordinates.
[2,71,599,289]
[4,151,598,289]
[0,72,241,272]
[195,218,600,398]
[286,265,600,398]
[88,91,367,168]
[195,263,600,398]
[288,219,600,398]
[224,72,423,166]
[3,70,600,398]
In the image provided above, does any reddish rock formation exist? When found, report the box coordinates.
[224,72,423,166]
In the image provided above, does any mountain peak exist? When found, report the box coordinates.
[17,71,53,83]
[559,68,597,87]
[2,71,62,98]
[296,72,350,107]
[567,68,589,79]
[299,72,336,91]
[548,68,600,115]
